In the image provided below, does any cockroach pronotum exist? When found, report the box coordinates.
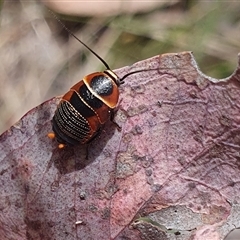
[48,12,155,149]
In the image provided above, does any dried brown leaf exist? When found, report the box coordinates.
[1,52,240,240]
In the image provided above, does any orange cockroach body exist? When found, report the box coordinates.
[48,11,149,148]
[51,70,122,147]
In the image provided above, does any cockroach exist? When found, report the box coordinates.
[48,12,154,149]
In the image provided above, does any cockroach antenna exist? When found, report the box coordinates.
[48,9,111,70]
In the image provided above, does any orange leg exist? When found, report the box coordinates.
[47,132,55,139]
[47,132,66,149]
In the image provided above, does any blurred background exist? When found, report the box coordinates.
[0,0,240,135]
[1,1,240,239]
